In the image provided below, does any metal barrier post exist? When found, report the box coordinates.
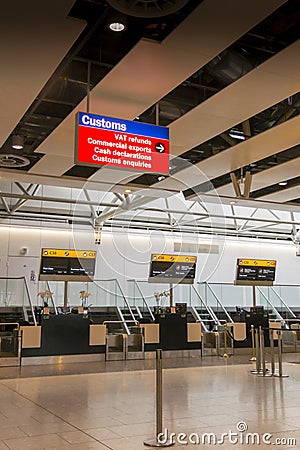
[258,326,272,377]
[250,328,261,374]
[222,323,229,358]
[18,328,22,366]
[259,326,266,376]
[249,325,256,361]
[144,349,174,447]
[269,329,275,376]
[273,330,289,378]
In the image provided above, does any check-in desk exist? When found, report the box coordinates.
[142,313,202,356]
[21,314,106,365]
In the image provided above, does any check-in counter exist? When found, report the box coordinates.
[141,314,202,355]
[19,312,204,364]
[21,315,106,365]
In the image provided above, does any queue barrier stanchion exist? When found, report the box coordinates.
[258,326,271,377]
[250,327,271,376]
[269,329,275,376]
[250,327,261,374]
[250,327,288,378]
[144,349,175,447]
[222,323,229,359]
[249,324,256,362]
[273,330,289,378]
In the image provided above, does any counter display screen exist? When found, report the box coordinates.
[235,259,276,285]
[148,254,197,284]
[39,249,96,280]
[40,257,69,275]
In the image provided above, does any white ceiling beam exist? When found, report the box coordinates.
[0,0,86,146]
[260,185,300,202]
[34,0,285,180]
[168,39,300,158]
[217,156,300,197]
[166,114,300,194]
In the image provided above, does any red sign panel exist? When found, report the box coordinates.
[75,112,169,175]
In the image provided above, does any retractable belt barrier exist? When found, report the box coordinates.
[250,326,288,378]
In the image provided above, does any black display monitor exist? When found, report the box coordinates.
[235,258,276,286]
[39,249,96,281]
[148,254,197,284]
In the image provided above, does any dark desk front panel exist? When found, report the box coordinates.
[22,315,104,357]
[155,313,188,350]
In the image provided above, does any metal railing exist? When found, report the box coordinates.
[190,306,209,333]
[0,276,37,326]
[103,318,139,336]
[193,285,222,327]
[270,286,296,319]
[257,287,287,328]
[128,280,155,322]
[44,281,58,314]
[24,277,37,326]
[205,283,234,324]
[115,279,136,324]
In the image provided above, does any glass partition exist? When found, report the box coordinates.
[127,280,193,310]
[0,277,32,308]
[271,285,300,309]
[197,283,233,322]
[256,287,285,324]
[205,283,253,308]
[41,279,127,309]
[259,286,296,319]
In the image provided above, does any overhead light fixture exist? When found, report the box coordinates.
[12,135,24,150]
[109,21,125,32]
[230,200,236,205]
[124,189,132,194]
[157,176,165,182]
[228,130,246,141]
[278,181,287,186]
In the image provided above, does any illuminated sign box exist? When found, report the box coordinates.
[39,249,96,282]
[75,112,169,174]
[235,258,277,286]
[148,254,197,284]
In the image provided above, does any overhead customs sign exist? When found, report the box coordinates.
[75,112,169,174]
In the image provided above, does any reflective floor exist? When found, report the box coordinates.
[0,354,300,449]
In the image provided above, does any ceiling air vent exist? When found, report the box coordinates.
[107,0,188,17]
[0,154,30,168]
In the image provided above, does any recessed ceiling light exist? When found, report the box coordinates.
[12,135,24,150]
[229,131,246,140]
[278,181,287,186]
[109,22,125,32]
[230,201,236,205]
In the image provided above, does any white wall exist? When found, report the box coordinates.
[0,224,299,307]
